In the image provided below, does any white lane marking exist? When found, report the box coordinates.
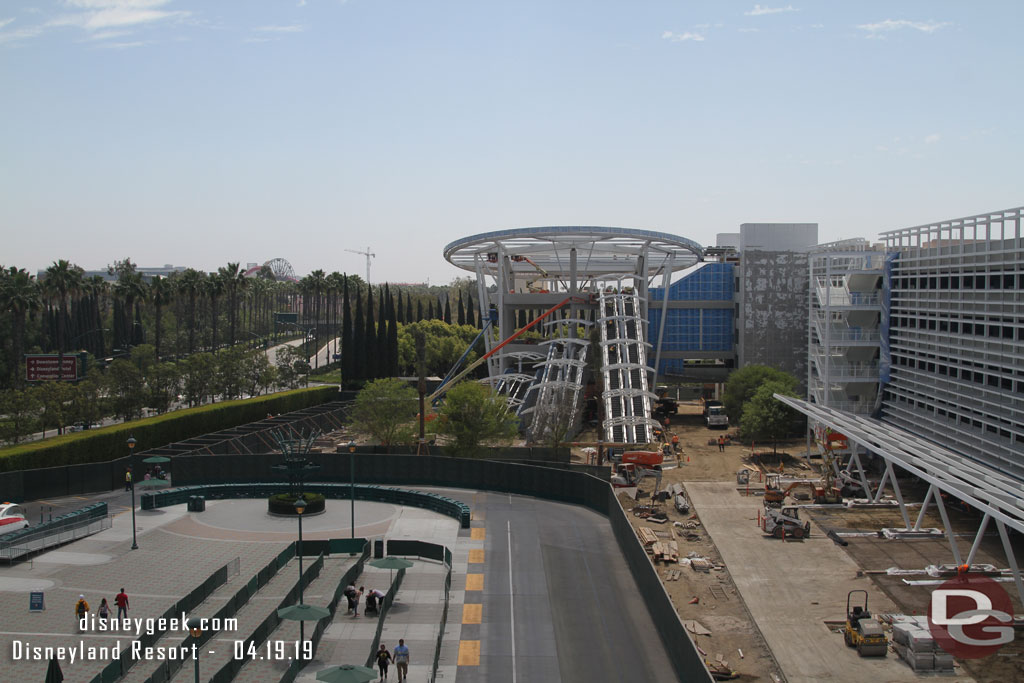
[508,519,517,683]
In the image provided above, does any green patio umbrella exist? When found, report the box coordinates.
[369,556,414,583]
[45,657,64,683]
[315,664,377,683]
[142,456,170,464]
[277,604,331,622]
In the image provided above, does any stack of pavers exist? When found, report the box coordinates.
[890,616,955,672]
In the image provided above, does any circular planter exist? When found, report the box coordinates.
[267,492,326,517]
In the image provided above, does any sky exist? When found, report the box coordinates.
[2,1,1021,285]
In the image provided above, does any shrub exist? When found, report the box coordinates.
[267,491,326,515]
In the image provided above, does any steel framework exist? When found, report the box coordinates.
[777,395,1024,602]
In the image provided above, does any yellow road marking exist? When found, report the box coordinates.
[462,603,482,624]
[465,574,484,591]
[458,640,480,665]
[468,549,485,563]
[471,528,486,540]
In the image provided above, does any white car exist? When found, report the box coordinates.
[0,503,29,535]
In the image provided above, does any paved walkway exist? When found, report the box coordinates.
[685,482,968,683]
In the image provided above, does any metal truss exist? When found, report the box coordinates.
[599,289,658,443]
[522,324,592,442]
[778,395,1024,601]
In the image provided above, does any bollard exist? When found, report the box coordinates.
[49,506,53,522]
[40,508,44,524]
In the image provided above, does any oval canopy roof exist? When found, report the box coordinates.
[443,226,704,279]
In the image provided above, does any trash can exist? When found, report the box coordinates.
[188,496,206,512]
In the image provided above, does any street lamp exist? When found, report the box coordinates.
[294,497,307,644]
[127,436,138,550]
[187,617,202,683]
[348,440,356,539]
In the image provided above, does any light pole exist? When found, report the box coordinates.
[127,436,138,550]
[294,497,307,644]
[187,617,202,683]
[348,440,356,538]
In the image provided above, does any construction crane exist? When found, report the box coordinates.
[345,247,375,284]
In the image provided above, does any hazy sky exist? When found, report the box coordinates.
[2,1,1021,284]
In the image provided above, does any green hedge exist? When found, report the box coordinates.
[0,387,337,472]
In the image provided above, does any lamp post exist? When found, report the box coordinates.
[294,497,307,644]
[127,436,138,550]
[187,617,202,683]
[348,440,356,538]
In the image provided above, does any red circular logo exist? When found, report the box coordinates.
[928,574,1014,659]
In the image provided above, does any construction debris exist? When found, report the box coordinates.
[683,620,712,636]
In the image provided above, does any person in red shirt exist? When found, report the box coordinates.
[114,588,129,619]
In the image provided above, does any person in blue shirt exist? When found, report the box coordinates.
[393,639,410,682]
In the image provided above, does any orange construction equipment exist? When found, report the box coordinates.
[621,451,664,467]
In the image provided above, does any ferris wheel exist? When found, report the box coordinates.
[264,258,298,282]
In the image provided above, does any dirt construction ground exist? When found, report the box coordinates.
[573,400,1023,682]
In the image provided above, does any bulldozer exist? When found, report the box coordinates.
[844,590,888,656]
[760,505,811,539]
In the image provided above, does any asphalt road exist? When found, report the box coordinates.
[447,490,678,683]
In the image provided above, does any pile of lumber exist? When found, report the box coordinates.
[651,540,679,563]
[637,527,659,546]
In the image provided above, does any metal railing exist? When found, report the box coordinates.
[0,514,112,562]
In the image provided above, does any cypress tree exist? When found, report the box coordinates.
[457,296,466,326]
[427,301,434,320]
[341,277,352,383]
[415,299,424,322]
[395,290,405,324]
[365,287,377,379]
[376,286,388,378]
[387,289,399,376]
[405,295,413,324]
[436,296,445,320]
[466,292,476,328]
[352,289,365,381]
[443,297,452,324]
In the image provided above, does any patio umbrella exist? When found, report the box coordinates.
[142,456,170,464]
[368,557,414,583]
[315,664,376,683]
[277,604,331,621]
[45,657,64,683]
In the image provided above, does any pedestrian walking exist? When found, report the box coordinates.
[97,598,111,623]
[393,639,410,682]
[114,588,129,619]
[75,595,90,630]
[671,434,679,454]
[375,644,392,681]
[353,586,365,617]
[344,582,357,614]
[125,468,132,491]
[718,435,726,452]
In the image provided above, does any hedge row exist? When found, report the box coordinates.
[0,386,338,472]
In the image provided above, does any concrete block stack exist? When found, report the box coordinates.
[890,616,955,672]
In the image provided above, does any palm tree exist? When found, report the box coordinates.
[113,269,147,350]
[205,273,225,352]
[149,275,172,357]
[177,268,205,354]
[43,260,83,382]
[219,262,248,347]
[1,267,41,386]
